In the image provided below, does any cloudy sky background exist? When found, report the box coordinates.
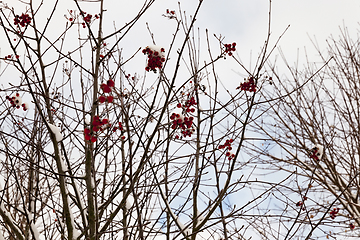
[2,0,360,77]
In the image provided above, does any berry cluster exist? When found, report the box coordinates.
[329,208,339,219]
[170,113,194,138]
[99,79,114,103]
[125,73,136,81]
[84,116,110,142]
[84,128,96,142]
[218,139,235,160]
[309,146,321,161]
[142,46,165,73]
[83,13,92,23]
[99,95,113,103]
[170,96,198,138]
[183,96,196,113]
[6,93,28,111]
[80,12,99,28]
[166,9,175,15]
[4,54,19,60]
[236,77,256,92]
[81,13,92,28]
[112,122,124,132]
[92,116,109,132]
[14,13,31,27]
[67,10,74,22]
[224,42,236,56]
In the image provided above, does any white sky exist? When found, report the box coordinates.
[1,0,359,68]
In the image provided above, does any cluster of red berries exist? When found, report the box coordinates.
[166,9,175,15]
[14,13,31,27]
[218,139,235,160]
[91,116,109,132]
[309,146,321,161]
[99,79,114,103]
[182,96,196,113]
[171,96,197,138]
[170,113,194,138]
[329,208,339,219]
[81,13,92,28]
[83,13,92,22]
[4,54,19,60]
[112,122,124,132]
[224,42,236,56]
[99,95,113,103]
[68,10,74,22]
[79,12,99,28]
[236,77,256,92]
[6,93,28,111]
[84,128,96,142]
[125,73,136,80]
[84,116,110,142]
[142,46,165,73]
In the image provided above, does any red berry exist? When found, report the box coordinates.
[99,95,106,103]
[350,223,355,230]
[107,96,114,103]
[102,85,111,93]
[107,79,114,87]
[85,134,91,141]
[84,128,91,135]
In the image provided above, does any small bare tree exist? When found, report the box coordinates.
[248,27,360,239]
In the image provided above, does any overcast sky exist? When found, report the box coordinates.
[1,0,359,79]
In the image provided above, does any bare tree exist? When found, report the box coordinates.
[0,0,292,240]
[248,27,360,239]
